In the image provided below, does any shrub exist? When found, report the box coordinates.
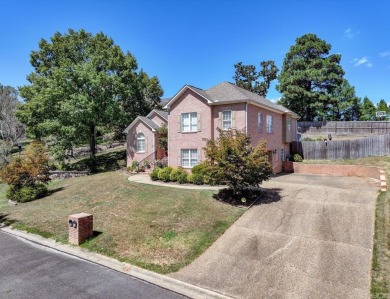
[203,128,272,193]
[187,174,194,183]
[191,173,204,185]
[158,167,173,182]
[176,172,188,184]
[293,154,303,162]
[0,140,50,203]
[191,164,206,175]
[7,183,48,203]
[150,168,160,181]
[129,160,139,172]
[203,174,219,186]
[170,167,186,182]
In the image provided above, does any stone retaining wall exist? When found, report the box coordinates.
[49,171,89,180]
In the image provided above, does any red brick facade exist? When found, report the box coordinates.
[126,82,299,174]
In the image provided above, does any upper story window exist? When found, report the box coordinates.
[222,110,232,130]
[258,112,262,132]
[181,112,198,132]
[286,118,292,133]
[136,133,145,153]
[266,115,273,133]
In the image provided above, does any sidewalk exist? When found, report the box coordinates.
[1,227,231,299]
[128,173,224,191]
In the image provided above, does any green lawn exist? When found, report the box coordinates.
[0,171,244,274]
[304,157,390,297]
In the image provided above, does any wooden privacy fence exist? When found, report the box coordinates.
[291,134,390,160]
[298,121,390,135]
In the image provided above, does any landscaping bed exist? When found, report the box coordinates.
[0,171,244,274]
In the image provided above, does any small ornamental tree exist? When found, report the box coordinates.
[0,140,50,202]
[203,129,273,199]
[157,124,168,151]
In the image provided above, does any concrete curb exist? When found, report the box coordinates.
[1,227,232,299]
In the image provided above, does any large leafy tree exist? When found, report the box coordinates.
[329,79,361,120]
[276,33,345,121]
[233,60,278,97]
[18,29,163,170]
[0,84,24,165]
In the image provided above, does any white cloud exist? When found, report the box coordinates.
[352,57,373,68]
[344,28,360,39]
[380,51,390,57]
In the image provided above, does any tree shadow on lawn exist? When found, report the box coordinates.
[47,187,65,196]
[0,214,16,227]
[213,187,282,207]
[68,150,126,173]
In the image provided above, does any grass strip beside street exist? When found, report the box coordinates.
[0,171,244,274]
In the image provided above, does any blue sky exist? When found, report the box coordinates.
[1,0,389,104]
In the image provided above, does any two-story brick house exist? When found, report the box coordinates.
[125,81,299,173]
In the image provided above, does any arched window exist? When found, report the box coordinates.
[136,133,146,153]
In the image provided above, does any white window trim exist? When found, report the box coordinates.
[258,112,262,132]
[222,110,232,130]
[181,112,198,132]
[181,149,198,168]
[136,133,145,153]
[281,148,285,161]
[266,115,273,133]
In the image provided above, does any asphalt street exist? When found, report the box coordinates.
[0,231,187,299]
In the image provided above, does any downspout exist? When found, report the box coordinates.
[245,102,248,135]
[167,108,170,166]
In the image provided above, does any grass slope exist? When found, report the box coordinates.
[0,171,244,274]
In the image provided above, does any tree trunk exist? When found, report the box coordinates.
[90,124,97,172]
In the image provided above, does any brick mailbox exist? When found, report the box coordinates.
[68,213,93,245]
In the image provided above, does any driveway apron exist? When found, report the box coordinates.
[170,174,379,299]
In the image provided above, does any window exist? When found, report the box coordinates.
[286,118,292,133]
[222,111,232,130]
[281,148,285,161]
[181,149,198,168]
[258,112,262,132]
[136,133,145,153]
[182,112,197,132]
[266,115,273,133]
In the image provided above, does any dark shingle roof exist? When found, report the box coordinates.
[154,109,168,120]
[164,82,298,117]
[205,82,295,115]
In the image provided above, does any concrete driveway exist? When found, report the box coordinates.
[170,174,379,299]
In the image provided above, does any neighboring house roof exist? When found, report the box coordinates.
[159,98,171,107]
[146,109,168,121]
[164,81,299,118]
[123,116,160,134]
